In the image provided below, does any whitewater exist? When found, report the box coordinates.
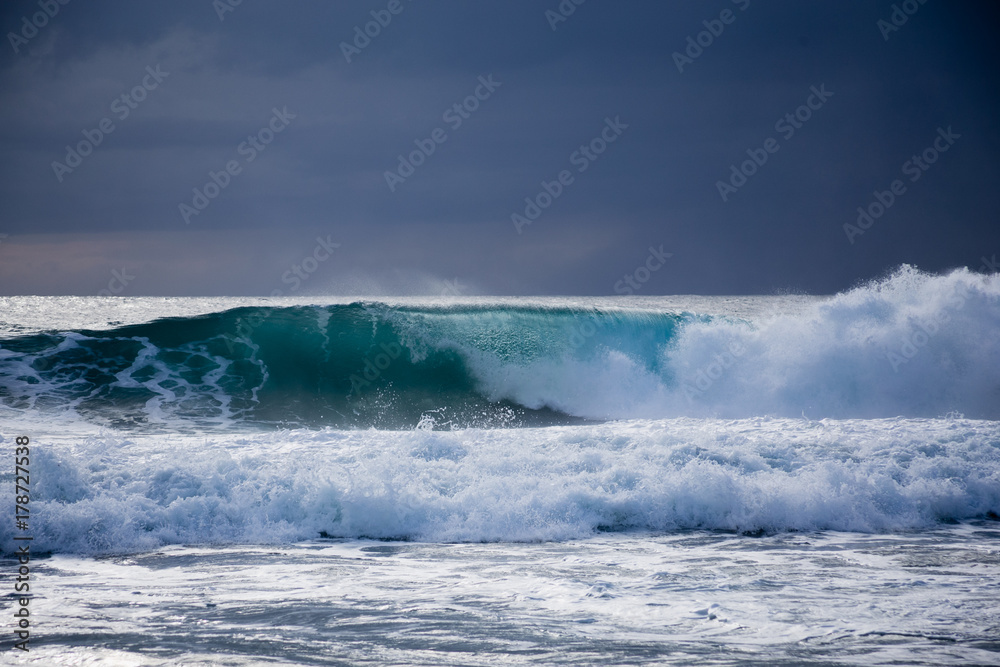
[1,266,999,665]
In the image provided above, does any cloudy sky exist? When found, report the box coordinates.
[1,0,997,296]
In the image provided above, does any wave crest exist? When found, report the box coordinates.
[0,266,998,426]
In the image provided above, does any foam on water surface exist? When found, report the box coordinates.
[7,528,999,665]
[2,416,997,554]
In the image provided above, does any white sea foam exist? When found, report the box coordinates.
[462,266,1000,419]
[3,416,997,554]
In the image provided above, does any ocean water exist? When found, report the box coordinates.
[1,265,999,665]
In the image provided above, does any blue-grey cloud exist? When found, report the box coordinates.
[0,0,997,295]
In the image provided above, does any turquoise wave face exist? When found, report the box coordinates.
[4,268,999,426]
[0,304,691,429]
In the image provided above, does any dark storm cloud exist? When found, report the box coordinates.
[0,0,998,295]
